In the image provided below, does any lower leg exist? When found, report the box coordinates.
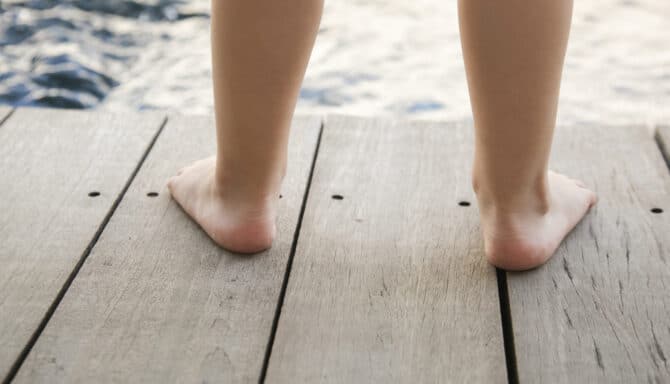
[168,0,323,252]
[458,0,596,270]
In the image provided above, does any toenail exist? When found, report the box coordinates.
[458,201,471,207]
[651,208,663,214]
[88,191,100,197]
[331,194,344,200]
[147,192,159,197]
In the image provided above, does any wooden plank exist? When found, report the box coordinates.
[507,124,670,382]
[266,116,506,383]
[15,114,321,383]
[0,107,12,123]
[657,125,670,170]
[0,108,164,379]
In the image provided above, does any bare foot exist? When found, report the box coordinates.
[477,170,597,271]
[167,156,277,253]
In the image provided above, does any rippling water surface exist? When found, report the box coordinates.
[1,0,668,124]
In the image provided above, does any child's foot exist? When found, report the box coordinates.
[167,156,277,253]
[477,170,597,271]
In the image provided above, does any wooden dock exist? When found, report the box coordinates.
[0,107,669,383]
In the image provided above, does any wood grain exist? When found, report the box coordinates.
[15,114,321,383]
[507,124,670,383]
[265,116,506,383]
[0,108,164,380]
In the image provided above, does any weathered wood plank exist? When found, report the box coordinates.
[266,116,506,383]
[0,108,164,380]
[657,125,670,170]
[508,124,670,383]
[0,107,12,123]
[15,114,321,383]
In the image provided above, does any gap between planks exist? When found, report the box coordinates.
[655,126,670,172]
[259,120,324,383]
[505,123,670,383]
[13,113,321,383]
[496,269,519,384]
[0,109,166,382]
[264,115,506,383]
[5,111,666,383]
[1,116,168,384]
[0,107,15,126]
[256,117,519,384]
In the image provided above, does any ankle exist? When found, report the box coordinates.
[472,169,550,217]
[214,158,285,205]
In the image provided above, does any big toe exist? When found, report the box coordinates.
[167,175,183,197]
[167,175,176,188]
[579,186,597,207]
[587,189,598,206]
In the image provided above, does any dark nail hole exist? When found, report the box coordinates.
[279,194,283,199]
[651,208,663,214]
[147,192,159,197]
[88,191,100,197]
[458,201,471,207]
[331,194,344,200]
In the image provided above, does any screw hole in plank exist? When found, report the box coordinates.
[147,192,159,197]
[651,208,663,214]
[331,194,344,200]
[458,201,471,207]
[88,191,100,197]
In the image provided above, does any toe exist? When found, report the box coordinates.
[167,176,177,191]
[580,186,598,208]
[588,190,598,206]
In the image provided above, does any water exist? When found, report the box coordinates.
[1,0,669,125]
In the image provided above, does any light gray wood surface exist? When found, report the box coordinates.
[657,125,670,168]
[0,107,12,123]
[507,124,670,383]
[266,116,507,383]
[15,114,321,383]
[0,108,164,380]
